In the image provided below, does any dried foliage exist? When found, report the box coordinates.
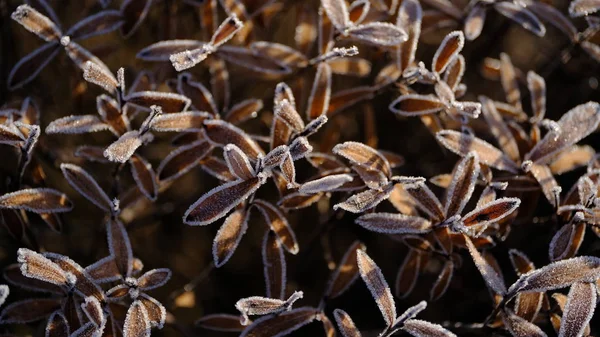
[1,0,600,337]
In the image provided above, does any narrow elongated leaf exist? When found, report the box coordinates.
[299,174,354,194]
[217,46,292,75]
[328,58,371,77]
[395,249,421,298]
[137,40,204,61]
[326,241,365,299]
[107,218,133,277]
[137,269,171,291]
[508,256,600,294]
[251,42,308,68]
[502,309,547,337]
[559,282,596,337]
[197,314,248,332]
[61,164,112,212]
[8,42,60,90]
[526,102,600,164]
[123,301,150,337]
[306,62,332,120]
[432,31,464,74]
[444,153,479,216]
[239,307,318,337]
[104,130,143,163]
[436,130,519,173]
[405,182,445,221]
[356,213,432,234]
[204,119,265,160]
[321,0,350,31]
[430,260,454,301]
[11,5,61,42]
[356,250,396,326]
[126,91,191,113]
[461,197,521,229]
[345,22,407,46]
[569,0,600,16]
[67,10,123,40]
[464,4,486,40]
[333,142,391,177]
[333,309,361,337]
[151,112,210,132]
[480,96,520,162]
[0,188,72,213]
[120,0,152,38]
[184,175,266,225]
[46,115,110,134]
[464,235,506,295]
[389,95,446,116]
[262,230,286,299]
[17,248,72,287]
[253,199,298,254]
[494,2,546,37]
[213,208,250,267]
[397,0,422,71]
[225,99,262,124]
[0,298,62,324]
[223,144,255,180]
[528,163,559,207]
[402,319,457,337]
[334,184,394,213]
[83,61,118,93]
[158,139,213,182]
[236,291,303,325]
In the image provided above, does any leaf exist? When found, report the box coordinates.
[444,152,480,216]
[138,293,166,328]
[464,235,506,295]
[306,62,332,120]
[176,73,219,115]
[204,119,265,160]
[299,174,354,194]
[211,14,244,47]
[196,314,248,332]
[389,94,446,116]
[356,213,432,234]
[527,71,546,122]
[137,40,204,61]
[251,42,308,68]
[120,0,153,38]
[404,182,444,221]
[0,298,62,324]
[253,199,298,254]
[61,163,112,212]
[461,197,521,229]
[494,2,546,36]
[333,142,391,177]
[239,307,318,337]
[528,163,559,207]
[123,301,151,337]
[223,144,255,180]
[150,111,211,132]
[137,268,171,290]
[107,218,133,277]
[66,10,124,40]
[17,248,73,287]
[432,31,464,74]
[356,250,396,326]
[157,139,213,182]
[480,95,520,162]
[527,2,577,41]
[397,0,422,71]
[327,58,371,77]
[395,249,421,298]
[236,291,303,325]
[43,253,104,301]
[508,256,600,295]
[558,282,596,337]
[126,91,191,113]
[499,53,522,111]
[213,208,250,267]
[70,321,96,337]
[333,309,361,337]
[436,130,519,173]
[83,61,118,93]
[345,22,408,47]
[0,188,73,213]
[262,230,287,300]
[184,175,266,226]
[217,46,292,75]
[394,301,428,328]
[0,124,26,144]
[502,309,547,337]
[11,5,61,42]
[402,319,457,337]
[444,55,465,91]
[46,115,110,134]
[464,4,486,40]
[430,260,454,301]
[45,311,70,337]
[334,184,394,213]
[81,296,104,328]
[321,0,350,31]
[525,102,600,164]
[325,241,365,299]
[98,94,129,135]
[7,42,60,90]
[85,256,120,283]
[549,145,595,175]
[225,98,262,124]
[104,130,143,163]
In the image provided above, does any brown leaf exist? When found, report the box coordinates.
[223,144,255,180]
[321,0,350,31]
[345,22,407,47]
[137,269,171,291]
[402,319,457,337]
[184,175,266,225]
[494,2,546,37]
[123,300,151,337]
[253,199,298,254]
[389,95,446,116]
[137,40,204,61]
[306,62,332,120]
[499,53,522,111]
[333,309,361,337]
[225,99,262,124]
[151,111,211,132]
[464,4,486,40]
[120,0,152,38]
[61,163,112,212]
[461,197,521,230]
[217,46,292,75]
[480,96,520,162]
[204,119,265,160]
[299,174,354,194]
[126,91,191,113]
[176,73,219,115]
[11,5,61,42]
[197,313,248,331]
[432,31,464,74]
[559,282,596,337]
[46,115,110,134]
[158,139,213,182]
[213,208,250,267]
[430,260,454,301]
[8,42,60,90]
[549,145,595,175]
[334,184,394,213]
[356,250,396,326]
[0,298,62,324]
[251,42,308,68]
[262,230,287,299]
[104,130,143,163]
[502,309,547,337]
[356,213,432,234]
[107,218,133,277]
[464,235,506,295]
[396,0,422,71]
[17,248,72,287]
[0,188,72,213]
[405,182,444,221]
[97,94,129,135]
[239,307,318,337]
[67,10,123,40]
[333,142,391,178]
[395,249,421,298]
[326,241,366,299]
[46,311,70,337]
[444,152,479,216]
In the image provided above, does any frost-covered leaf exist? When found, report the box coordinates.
[61,163,112,212]
[213,208,250,267]
[333,309,361,337]
[356,250,396,326]
[0,188,73,213]
[46,115,110,134]
[356,213,432,234]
